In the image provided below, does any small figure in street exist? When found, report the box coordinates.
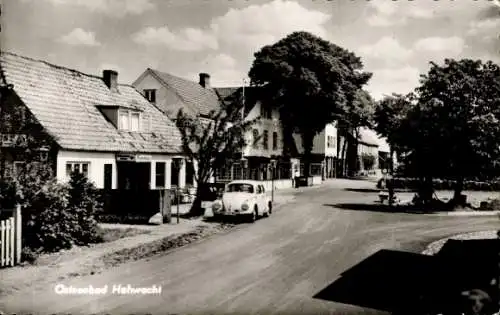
[387,173,395,207]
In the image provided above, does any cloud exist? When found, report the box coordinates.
[366,1,434,27]
[57,28,101,46]
[22,0,155,17]
[467,19,500,42]
[413,36,465,56]
[131,26,218,51]
[359,37,412,65]
[209,0,331,53]
[366,66,421,101]
[184,53,244,87]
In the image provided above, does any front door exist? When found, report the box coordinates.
[117,162,151,190]
[104,164,112,190]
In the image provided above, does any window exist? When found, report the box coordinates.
[119,110,142,132]
[261,105,272,119]
[119,111,129,130]
[144,89,156,103]
[130,112,140,132]
[66,162,90,178]
[186,161,195,185]
[252,129,259,149]
[327,136,336,148]
[155,162,166,188]
[226,183,254,193]
[272,132,278,150]
[263,130,269,149]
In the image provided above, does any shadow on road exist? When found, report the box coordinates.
[313,240,500,314]
[344,188,416,194]
[324,203,428,214]
[313,249,439,314]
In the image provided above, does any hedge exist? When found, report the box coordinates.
[389,177,500,191]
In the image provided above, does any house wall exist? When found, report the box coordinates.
[133,72,185,118]
[243,102,283,157]
[56,150,117,189]
[292,123,338,156]
[56,150,189,190]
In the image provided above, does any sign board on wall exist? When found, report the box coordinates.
[0,134,28,147]
[116,154,153,162]
[135,154,152,162]
[116,154,135,162]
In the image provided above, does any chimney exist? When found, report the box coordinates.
[103,70,118,93]
[199,73,210,88]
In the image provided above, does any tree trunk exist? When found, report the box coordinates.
[389,149,394,175]
[189,167,209,216]
[452,176,465,207]
[302,131,314,179]
[340,135,348,178]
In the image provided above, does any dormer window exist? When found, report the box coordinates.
[119,109,142,132]
[144,89,156,103]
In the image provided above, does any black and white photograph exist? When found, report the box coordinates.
[0,0,500,314]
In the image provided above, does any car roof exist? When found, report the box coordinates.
[227,180,261,186]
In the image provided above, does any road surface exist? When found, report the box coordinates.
[1,179,499,314]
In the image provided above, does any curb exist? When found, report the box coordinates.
[428,210,500,217]
[421,230,499,256]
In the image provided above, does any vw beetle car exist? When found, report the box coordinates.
[212,180,272,222]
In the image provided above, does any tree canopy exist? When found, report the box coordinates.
[376,58,500,204]
[248,31,372,176]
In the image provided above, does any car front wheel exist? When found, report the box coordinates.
[248,207,258,223]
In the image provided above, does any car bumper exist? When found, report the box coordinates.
[214,210,252,216]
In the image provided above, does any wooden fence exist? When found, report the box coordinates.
[0,205,22,267]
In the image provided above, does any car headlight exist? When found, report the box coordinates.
[241,203,249,211]
[212,201,222,210]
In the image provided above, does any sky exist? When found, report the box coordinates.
[1,0,499,100]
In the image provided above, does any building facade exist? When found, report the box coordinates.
[0,52,191,191]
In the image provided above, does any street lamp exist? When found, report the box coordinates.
[175,158,184,224]
[241,157,248,179]
[38,145,50,162]
[270,159,277,203]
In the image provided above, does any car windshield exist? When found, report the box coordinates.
[226,183,254,193]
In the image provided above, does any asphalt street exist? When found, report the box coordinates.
[1,179,499,315]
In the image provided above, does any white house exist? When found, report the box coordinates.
[0,52,190,191]
[292,123,338,179]
[133,71,294,189]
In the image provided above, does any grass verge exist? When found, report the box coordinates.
[59,222,236,279]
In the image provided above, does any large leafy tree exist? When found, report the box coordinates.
[414,59,500,203]
[339,89,376,176]
[176,90,258,216]
[248,31,372,178]
[373,93,414,173]
[383,59,500,205]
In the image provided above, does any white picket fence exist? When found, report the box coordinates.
[0,205,22,267]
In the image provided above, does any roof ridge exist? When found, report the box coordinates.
[1,50,118,83]
[148,68,201,115]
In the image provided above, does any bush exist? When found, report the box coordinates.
[388,177,500,192]
[1,164,104,255]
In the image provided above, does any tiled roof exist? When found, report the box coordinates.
[213,86,260,117]
[358,128,380,147]
[149,69,220,117]
[1,52,183,154]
